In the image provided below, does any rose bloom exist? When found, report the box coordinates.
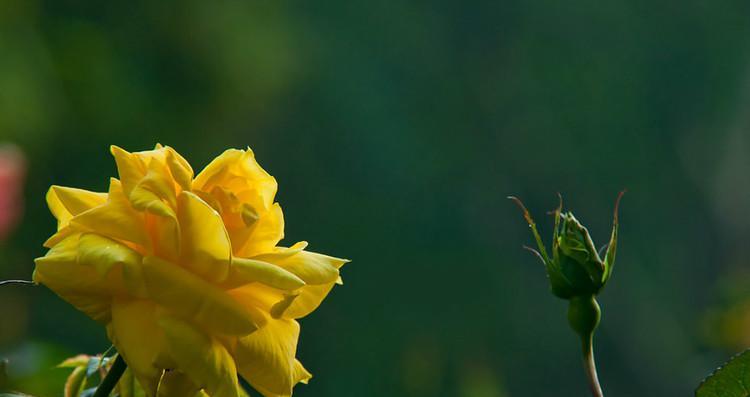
[34,145,348,397]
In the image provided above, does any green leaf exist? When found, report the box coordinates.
[697,349,750,397]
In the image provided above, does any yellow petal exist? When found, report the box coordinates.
[129,160,177,218]
[227,283,284,314]
[47,185,107,227]
[164,146,194,191]
[71,179,151,249]
[146,212,181,263]
[112,145,185,217]
[251,361,312,397]
[110,299,167,397]
[193,149,277,210]
[157,370,201,397]
[253,248,347,286]
[236,203,284,257]
[284,282,337,320]
[141,256,257,335]
[158,315,240,397]
[226,257,305,291]
[269,293,299,319]
[33,234,127,322]
[235,317,308,397]
[77,233,142,277]
[177,191,231,282]
[44,186,108,247]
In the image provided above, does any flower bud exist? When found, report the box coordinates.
[509,192,624,301]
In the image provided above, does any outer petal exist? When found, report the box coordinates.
[284,283,338,320]
[253,247,347,285]
[177,191,231,283]
[109,299,167,397]
[44,186,107,247]
[158,316,240,397]
[33,234,128,322]
[252,361,311,397]
[225,257,305,291]
[141,256,257,336]
[235,317,310,397]
[46,185,107,227]
[70,179,151,250]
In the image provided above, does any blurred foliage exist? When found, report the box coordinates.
[1,0,750,396]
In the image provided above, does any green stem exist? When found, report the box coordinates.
[582,334,604,397]
[0,280,34,287]
[567,295,604,397]
[93,355,127,397]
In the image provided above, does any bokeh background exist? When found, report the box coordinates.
[2,1,750,396]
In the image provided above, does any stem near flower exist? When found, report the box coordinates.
[93,355,127,397]
[582,334,604,397]
[567,295,604,397]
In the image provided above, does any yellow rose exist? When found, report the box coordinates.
[34,144,349,397]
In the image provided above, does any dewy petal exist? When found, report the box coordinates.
[177,191,231,283]
[158,315,240,397]
[253,247,348,286]
[235,317,309,397]
[109,299,167,397]
[141,256,257,336]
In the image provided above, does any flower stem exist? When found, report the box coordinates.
[93,355,127,397]
[581,335,604,397]
[0,279,34,287]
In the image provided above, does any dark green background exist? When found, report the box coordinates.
[2,1,750,396]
